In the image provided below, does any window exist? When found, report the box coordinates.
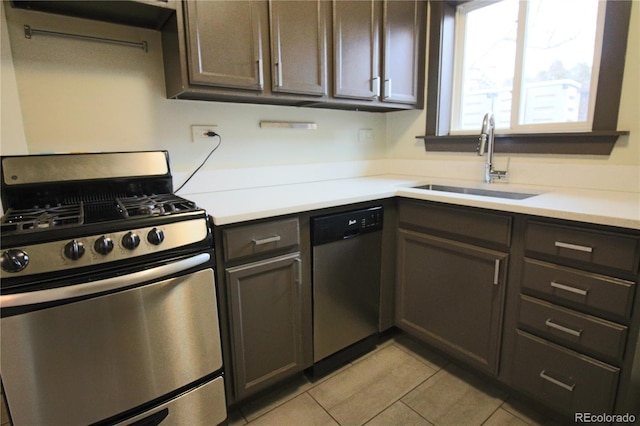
[423,0,631,154]
[454,0,602,132]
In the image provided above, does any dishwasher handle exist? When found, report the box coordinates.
[343,229,361,239]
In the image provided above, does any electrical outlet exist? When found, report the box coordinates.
[191,125,218,142]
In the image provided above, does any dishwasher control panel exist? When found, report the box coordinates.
[311,206,383,246]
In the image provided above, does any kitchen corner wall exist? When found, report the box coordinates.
[1,2,28,155]
[2,2,639,192]
[1,6,387,172]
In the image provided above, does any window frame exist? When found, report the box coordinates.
[419,0,631,155]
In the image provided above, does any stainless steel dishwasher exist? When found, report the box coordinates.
[311,206,383,370]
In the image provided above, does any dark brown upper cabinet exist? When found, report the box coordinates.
[382,0,424,104]
[184,1,266,91]
[162,0,425,110]
[333,0,425,106]
[333,0,381,100]
[269,0,328,97]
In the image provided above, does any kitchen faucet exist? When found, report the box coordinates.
[477,112,508,183]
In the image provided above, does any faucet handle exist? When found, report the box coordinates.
[491,169,508,179]
[489,157,510,181]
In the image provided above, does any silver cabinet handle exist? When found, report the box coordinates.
[493,259,500,285]
[371,76,380,98]
[550,281,589,296]
[554,241,593,253]
[539,370,575,392]
[545,319,582,337]
[256,59,264,88]
[274,62,283,87]
[383,78,391,99]
[252,235,281,245]
[294,258,302,285]
[0,253,211,308]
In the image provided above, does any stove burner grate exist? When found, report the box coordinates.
[1,194,199,235]
[1,204,84,233]
[117,194,198,218]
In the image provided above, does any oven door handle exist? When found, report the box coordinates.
[0,253,211,308]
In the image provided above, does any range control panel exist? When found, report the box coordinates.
[312,206,383,246]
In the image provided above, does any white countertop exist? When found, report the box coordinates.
[184,174,640,230]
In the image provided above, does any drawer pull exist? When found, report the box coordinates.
[539,370,575,392]
[545,319,582,337]
[550,281,589,296]
[554,241,593,253]
[252,235,281,246]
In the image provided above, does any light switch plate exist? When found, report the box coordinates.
[358,129,373,143]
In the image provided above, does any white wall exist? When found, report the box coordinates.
[2,6,387,173]
[1,1,28,155]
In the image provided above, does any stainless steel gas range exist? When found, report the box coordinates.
[0,151,227,425]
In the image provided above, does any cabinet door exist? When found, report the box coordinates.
[333,0,380,100]
[396,229,508,375]
[184,1,265,90]
[269,0,328,96]
[382,0,424,104]
[226,253,304,400]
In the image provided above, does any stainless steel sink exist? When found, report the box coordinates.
[413,184,539,200]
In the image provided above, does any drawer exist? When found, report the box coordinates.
[223,218,300,262]
[512,330,619,416]
[525,220,639,274]
[518,295,627,364]
[522,258,635,320]
[398,200,512,247]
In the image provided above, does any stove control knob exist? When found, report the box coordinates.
[147,228,165,246]
[64,240,85,260]
[122,232,141,250]
[1,249,29,273]
[94,236,114,255]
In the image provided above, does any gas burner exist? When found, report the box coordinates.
[1,204,84,233]
[0,194,200,236]
[117,194,198,218]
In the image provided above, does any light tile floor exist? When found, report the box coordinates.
[228,333,563,426]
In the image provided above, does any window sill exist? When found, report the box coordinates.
[416,131,629,155]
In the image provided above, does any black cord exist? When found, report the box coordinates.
[175,132,222,194]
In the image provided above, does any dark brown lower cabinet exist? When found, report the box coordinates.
[512,330,620,415]
[396,199,640,420]
[226,252,305,400]
[503,217,640,419]
[396,228,508,375]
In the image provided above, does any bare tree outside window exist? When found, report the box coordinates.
[453,0,601,132]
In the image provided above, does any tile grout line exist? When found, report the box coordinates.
[305,389,342,426]
[398,400,435,426]
[305,341,440,426]
[479,404,504,426]
[239,360,360,425]
[237,335,545,426]
[390,341,451,373]
[358,340,447,425]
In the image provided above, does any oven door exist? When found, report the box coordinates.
[0,252,225,426]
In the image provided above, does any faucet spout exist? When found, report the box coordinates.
[477,112,507,183]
